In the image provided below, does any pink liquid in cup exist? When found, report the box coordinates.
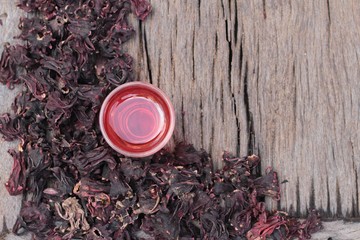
[99,82,175,157]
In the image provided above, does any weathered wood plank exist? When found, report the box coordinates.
[129,0,360,218]
[239,0,360,218]
[312,221,360,240]
[128,0,249,171]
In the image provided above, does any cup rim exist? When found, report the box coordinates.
[99,81,175,157]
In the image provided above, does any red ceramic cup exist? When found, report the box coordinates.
[99,82,175,157]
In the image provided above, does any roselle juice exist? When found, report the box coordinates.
[100,82,175,157]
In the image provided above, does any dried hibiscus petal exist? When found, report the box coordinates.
[87,193,112,222]
[73,177,110,199]
[13,201,52,237]
[131,0,152,20]
[252,167,280,200]
[0,114,22,141]
[55,197,90,234]
[5,149,27,195]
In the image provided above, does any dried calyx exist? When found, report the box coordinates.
[0,0,321,239]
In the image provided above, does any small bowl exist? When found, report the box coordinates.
[99,82,175,157]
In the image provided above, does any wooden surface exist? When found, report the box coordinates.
[128,0,360,219]
[1,0,360,239]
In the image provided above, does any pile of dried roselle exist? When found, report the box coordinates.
[0,0,322,239]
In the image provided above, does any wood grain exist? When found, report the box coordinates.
[1,0,360,239]
[128,0,360,219]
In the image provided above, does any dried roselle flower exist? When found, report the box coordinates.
[230,210,253,236]
[18,17,55,53]
[288,210,323,240]
[41,56,78,83]
[86,227,113,240]
[45,91,76,111]
[67,18,96,40]
[87,193,112,222]
[212,182,235,196]
[188,190,212,216]
[13,201,52,237]
[120,157,148,181]
[110,197,138,231]
[246,212,288,240]
[25,145,52,175]
[141,212,180,239]
[108,167,133,199]
[73,177,110,199]
[5,149,27,195]
[247,210,323,240]
[131,0,152,20]
[43,166,76,198]
[0,44,29,87]
[223,154,260,174]
[17,0,57,13]
[55,197,90,234]
[167,172,201,202]
[76,85,106,107]
[107,57,132,85]
[200,210,229,240]
[301,210,323,237]
[19,75,47,101]
[0,114,22,141]
[71,146,117,176]
[174,142,206,166]
[252,167,280,200]
[133,184,161,215]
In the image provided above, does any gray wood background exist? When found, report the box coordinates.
[129,0,360,218]
[1,0,360,239]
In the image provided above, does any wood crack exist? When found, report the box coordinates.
[225,11,241,156]
[351,141,359,217]
[309,178,316,210]
[234,0,238,45]
[326,175,331,217]
[326,0,331,24]
[231,92,240,156]
[225,19,230,43]
[296,177,301,216]
[327,0,331,48]
[220,0,225,18]
[143,26,153,84]
[192,29,195,83]
[197,0,201,25]
[262,0,267,19]
[200,92,204,147]
[336,178,342,217]
[243,62,253,155]
[181,99,185,139]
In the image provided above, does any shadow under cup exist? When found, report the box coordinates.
[99,82,175,157]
